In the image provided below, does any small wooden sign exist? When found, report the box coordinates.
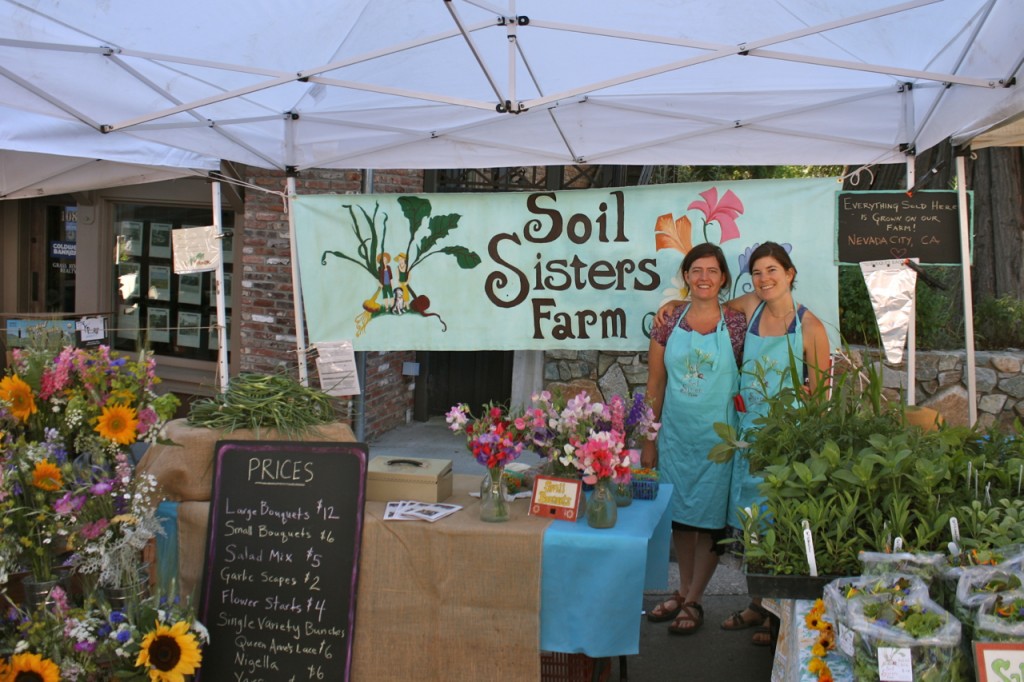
[529,475,583,521]
[975,641,1024,682]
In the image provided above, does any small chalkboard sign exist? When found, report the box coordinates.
[836,190,971,265]
[198,440,367,682]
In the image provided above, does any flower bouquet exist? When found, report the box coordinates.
[974,589,1024,643]
[527,389,658,480]
[446,401,532,522]
[1,341,178,598]
[847,591,964,682]
[0,429,78,584]
[822,574,929,658]
[0,582,208,682]
[953,567,1024,645]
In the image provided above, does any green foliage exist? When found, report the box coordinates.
[716,354,1024,577]
[187,372,339,437]
[975,294,1024,349]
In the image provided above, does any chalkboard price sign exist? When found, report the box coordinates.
[836,190,970,265]
[199,440,367,682]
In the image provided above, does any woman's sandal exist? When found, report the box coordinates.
[721,601,770,631]
[751,625,773,647]
[647,591,684,622]
[668,601,704,636]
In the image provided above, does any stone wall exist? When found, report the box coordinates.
[543,347,1024,430]
[240,167,422,439]
[850,346,1024,430]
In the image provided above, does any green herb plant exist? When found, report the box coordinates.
[710,345,1024,578]
[186,372,340,438]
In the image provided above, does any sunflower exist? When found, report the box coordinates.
[136,621,202,682]
[0,375,38,422]
[31,460,63,492]
[95,403,139,445]
[4,652,61,682]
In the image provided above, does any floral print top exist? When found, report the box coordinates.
[651,305,746,368]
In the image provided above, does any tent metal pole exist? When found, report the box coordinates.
[286,175,310,387]
[955,154,977,425]
[211,180,229,393]
[905,156,916,405]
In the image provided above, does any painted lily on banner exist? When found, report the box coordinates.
[654,186,745,256]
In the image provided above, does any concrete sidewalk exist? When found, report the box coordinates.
[368,418,775,681]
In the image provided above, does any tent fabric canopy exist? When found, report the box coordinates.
[0,0,1021,172]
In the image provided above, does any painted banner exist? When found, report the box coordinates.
[293,178,840,351]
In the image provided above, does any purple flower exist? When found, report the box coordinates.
[54,493,86,515]
[116,629,132,643]
[90,480,113,496]
[75,641,97,653]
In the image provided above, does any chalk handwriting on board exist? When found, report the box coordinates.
[836,190,971,265]
[199,440,367,682]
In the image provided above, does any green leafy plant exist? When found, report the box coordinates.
[186,372,339,437]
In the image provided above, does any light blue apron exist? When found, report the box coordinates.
[658,304,738,529]
[728,301,805,528]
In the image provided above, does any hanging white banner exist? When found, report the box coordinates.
[294,178,840,351]
[172,225,221,274]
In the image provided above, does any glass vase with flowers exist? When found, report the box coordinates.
[446,402,532,522]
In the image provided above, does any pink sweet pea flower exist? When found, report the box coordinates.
[80,518,110,539]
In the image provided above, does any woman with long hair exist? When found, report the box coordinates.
[642,242,747,635]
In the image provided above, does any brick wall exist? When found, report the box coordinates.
[240,167,423,439]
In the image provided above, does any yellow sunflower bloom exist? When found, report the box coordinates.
[95,403,139,445]
[0,375,38,422]
[808,657,824,674]
[5,652,61,682]
[136,620,203,682]
[32,460,63,491]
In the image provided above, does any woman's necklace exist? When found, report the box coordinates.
[766,306,794,319]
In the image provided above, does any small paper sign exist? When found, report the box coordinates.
[836,622,855,658]
[975,642,1024,682]
[315,340,360,396]
[878,646,913,682]
[172,225,221,273]
[76,316,105,341]
[529,475,583,521]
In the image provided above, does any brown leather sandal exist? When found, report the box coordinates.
[751,625,772,647]
[721,601,770,630]
[668,601,704,636]
[647,591,684,622]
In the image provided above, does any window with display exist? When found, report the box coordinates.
[113,204,233,362]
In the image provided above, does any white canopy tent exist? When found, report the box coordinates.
[0,0,1021,170]
[1,0,1022,421]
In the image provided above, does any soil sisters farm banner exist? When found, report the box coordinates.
[293,178,840,351]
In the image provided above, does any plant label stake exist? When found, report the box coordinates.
[802,519,818,577]
[893,536,903,552]
[948,517,961,556]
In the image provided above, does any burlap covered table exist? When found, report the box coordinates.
[353,474,549,681]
